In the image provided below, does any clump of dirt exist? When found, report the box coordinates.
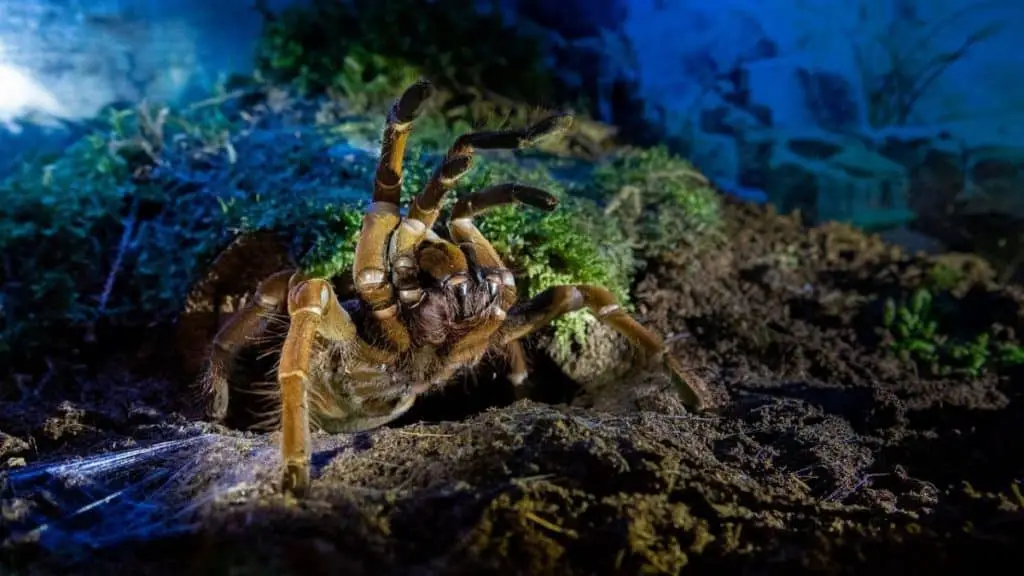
[3,200,1023,575]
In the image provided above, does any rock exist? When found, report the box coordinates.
[965,145,1024,216]
[877,227,947,255]
[699,97,769,137]
[690,133,740,184]
[765,132,912,228]
[0,432,30,461]
[743,58,866,133]
[869,127,966,237]
[736,131,774,190]
[797,68,864,133]
[510,0,627,40]
[744,58,814,128]
[911,142,967,215]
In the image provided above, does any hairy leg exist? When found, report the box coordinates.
[353,79,435,351]
[496,285,709,411]
[506,339,529,388]
[277,278,366,496]
[199,269,294,421]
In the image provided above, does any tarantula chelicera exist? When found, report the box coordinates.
[196,80,709,496]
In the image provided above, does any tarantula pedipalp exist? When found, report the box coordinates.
[196,80,710,496]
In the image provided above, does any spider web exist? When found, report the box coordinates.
[1,429,296,553]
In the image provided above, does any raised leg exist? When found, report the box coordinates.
[353,79,435,351]
[198,269,294,421]
[277,278,363,496]
[388,114,573,294]
[496,285,709,411]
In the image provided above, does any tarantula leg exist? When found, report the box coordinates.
[388,114,573,287]
[449,183,559,309]
[199,269,293,421]
[496,285,709,411]
[277,278,361,496]
[506,339,529,387]
[354,80,434,350]
[373,79,435,204]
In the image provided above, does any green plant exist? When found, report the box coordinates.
[880,288,1024,377]
[591,146,723,254]
[924,262,966,293]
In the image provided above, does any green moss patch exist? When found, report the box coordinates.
[589,146,723,254]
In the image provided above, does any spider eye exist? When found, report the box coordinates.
[487,281,499,299]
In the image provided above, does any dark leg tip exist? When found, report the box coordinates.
[282,462,311,497]
[526,113,574,143]
[514,185,559,211]
[439,154,473,181]
[394,80,436,123]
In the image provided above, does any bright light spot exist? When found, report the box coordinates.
[0,38,69,133]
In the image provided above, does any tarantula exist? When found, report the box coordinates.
[196,80,709,496]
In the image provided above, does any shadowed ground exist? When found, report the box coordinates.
[2,200,1022,575]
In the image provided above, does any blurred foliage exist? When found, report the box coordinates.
[254,0,572,127]
[588,146,723,253]
[854,4,1004,128]
[880,288,1023,377]
[924,261,966,293]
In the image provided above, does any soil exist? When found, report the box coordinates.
[2,199,1023,575]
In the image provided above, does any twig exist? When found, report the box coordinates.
[96,199,139,321]
[184,89,250,113]
[523,510,578,538]
[395,430,453,438]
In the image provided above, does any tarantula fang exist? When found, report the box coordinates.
[195,80,710,496]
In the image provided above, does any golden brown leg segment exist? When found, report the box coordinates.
[388,114,574,290]
[496,285,709,411]
[506,339,529,387]
[354,80,434,350]
[277,278,362,496]
[200,269,294,421]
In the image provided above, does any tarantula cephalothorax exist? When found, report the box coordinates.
[197,80,710,496]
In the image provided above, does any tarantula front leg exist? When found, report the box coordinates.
[277,277,367,496]
[199,269,294,420]
[495,285,710,411]
[353,79,435,349]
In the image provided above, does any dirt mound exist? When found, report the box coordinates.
[3,201,1023,575]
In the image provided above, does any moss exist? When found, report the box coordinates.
[0,106,232,367]
[589,146,723,254]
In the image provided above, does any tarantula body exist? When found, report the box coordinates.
[197,80,710,496]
